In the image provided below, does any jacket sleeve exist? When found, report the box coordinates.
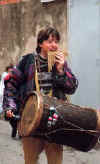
[52,61,78,95]
[3,55,28,113]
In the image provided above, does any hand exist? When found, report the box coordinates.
[6,110,14,118]
[55,51,65,73]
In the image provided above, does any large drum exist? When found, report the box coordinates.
[19,91,100,152]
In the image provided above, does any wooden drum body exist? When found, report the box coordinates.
[19,91,100,152]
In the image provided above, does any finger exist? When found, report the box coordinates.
[55,57,64,64]
[55,54,64,61]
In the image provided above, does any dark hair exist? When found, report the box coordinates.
[36,27,60,53]
[5,64,13,72]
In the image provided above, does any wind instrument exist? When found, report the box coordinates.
[48,50,68,72]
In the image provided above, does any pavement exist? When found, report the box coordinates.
[0,119,100,164]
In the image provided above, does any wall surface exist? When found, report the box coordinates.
[69,0,100,108]
[0,0,67,73]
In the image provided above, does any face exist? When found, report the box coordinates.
[8,68,13,74]
[39,34,59,58]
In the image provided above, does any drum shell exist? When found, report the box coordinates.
[32,96,99,152]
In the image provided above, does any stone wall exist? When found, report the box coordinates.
[0,0,67,73]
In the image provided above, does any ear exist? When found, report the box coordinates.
[39,43,43,48]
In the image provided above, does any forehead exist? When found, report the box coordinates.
[47,34,58,41]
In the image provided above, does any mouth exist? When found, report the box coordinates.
[49,49,57,52]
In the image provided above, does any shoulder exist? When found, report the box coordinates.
[17,53,36,71]
[19,53,35,62]
[18,53,36,66]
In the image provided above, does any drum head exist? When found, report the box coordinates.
[20,92,43,136]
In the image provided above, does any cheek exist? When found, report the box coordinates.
[44,44,50,51]
[44,45,49,51]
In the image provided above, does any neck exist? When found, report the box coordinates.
[40,51,48,59]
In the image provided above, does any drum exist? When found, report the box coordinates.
[19,91,100,152]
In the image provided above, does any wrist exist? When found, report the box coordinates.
[56,64,64,73]
[56,66,64,75]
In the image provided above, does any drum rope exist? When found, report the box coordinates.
[33,128,100,138]
[32,108,100,141]
[56,104,100,137]
[43,103,100,139]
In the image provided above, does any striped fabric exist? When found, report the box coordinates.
[36,55,52,94]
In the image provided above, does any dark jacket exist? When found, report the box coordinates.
[3,53,78,114]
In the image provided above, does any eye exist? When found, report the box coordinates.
[54,39,59,44]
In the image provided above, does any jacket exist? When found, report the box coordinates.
[3,53,78,113]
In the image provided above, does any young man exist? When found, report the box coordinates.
[3,27,78,164]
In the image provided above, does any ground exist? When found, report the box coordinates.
[0,119,100,164]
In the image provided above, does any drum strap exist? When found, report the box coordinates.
[35,63,40,93]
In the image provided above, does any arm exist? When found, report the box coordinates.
[3,55,28,116]
[52,61,78,95]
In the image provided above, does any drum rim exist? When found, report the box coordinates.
[20,91,43,136]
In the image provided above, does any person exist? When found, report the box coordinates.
[0,70,8,114]
[2,65,18,138]
[0,74,3,115]
[0,65,13,114]
[3,27,78,164]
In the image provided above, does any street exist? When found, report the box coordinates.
[0,119,100,164]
